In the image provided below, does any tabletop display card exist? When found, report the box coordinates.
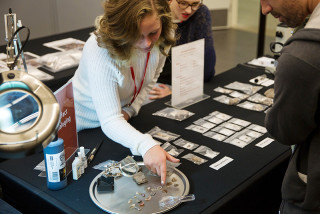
[168,39,209,109]
[54,81,79,174]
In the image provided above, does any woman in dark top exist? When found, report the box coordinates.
[149,0,216,99]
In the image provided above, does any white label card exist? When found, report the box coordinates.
[210,156,234,170]
[256,137,274,148]
[171,39,205,107]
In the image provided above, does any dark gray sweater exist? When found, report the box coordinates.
[265,28,320,214]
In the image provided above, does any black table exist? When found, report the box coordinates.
[0,62,290,214]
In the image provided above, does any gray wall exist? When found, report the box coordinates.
[0,0,103,46]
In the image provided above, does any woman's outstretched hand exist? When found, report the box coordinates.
[143,145,179,185]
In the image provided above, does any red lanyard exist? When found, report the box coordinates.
[129,51,150,106]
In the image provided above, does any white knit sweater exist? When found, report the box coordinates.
[72,35,166,156]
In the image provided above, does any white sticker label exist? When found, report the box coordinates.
[45,151,66,183]
[256,137,274,148]
[210,156,233,170]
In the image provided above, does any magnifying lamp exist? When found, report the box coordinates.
[0,70,60,158]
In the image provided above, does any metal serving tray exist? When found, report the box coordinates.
[89,163,189,214]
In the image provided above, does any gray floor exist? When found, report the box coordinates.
[213,28,274,75]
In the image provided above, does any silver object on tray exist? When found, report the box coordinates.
[89,163,190,214]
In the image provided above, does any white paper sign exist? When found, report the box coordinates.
[171,39,205,107]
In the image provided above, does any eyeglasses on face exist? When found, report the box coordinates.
[176,0,202,11]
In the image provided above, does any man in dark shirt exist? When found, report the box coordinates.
[261,0,320,213]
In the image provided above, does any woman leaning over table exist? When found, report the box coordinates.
[149,0,216,99]
[72,0,179,184]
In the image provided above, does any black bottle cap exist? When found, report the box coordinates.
[53,134,58,142]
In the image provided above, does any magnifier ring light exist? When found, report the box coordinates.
[0,70,60,158]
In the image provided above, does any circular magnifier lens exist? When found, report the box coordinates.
[119,156,139,177]
[0,90,40,133]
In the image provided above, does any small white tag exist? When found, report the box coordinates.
[256,137,274,148]
[210,156,233,170]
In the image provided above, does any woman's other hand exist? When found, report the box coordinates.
[121,110,130,121]
[149,84,172,100]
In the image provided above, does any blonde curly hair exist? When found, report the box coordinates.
[94,0,176,62]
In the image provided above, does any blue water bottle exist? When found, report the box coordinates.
[43,135,67,190]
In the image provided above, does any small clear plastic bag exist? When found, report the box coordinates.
[39,49,82,72]
[213,87,234,94]
[247,93,273,106]
[152,107,194,121]
[182,153,207,165]
[185,124,209,134]
[229,91,249,100]
[203,116,223,125]
[194,145,220,159]
[224,81,262,95]
[147,126,180,141]
[93,160,119,171]
[228,118,251,127]
[193,118,216,129]
[224,128,263,148]
[172,138,199,150]
[203,131,227,141]
[264,88,274,99]
[161,142,184,157]
[237,101,268,112]
[221,122,243,131]
[213,95,241,105]
[212,126,235,137]
[209,111,232,121]
[247,124,267,133]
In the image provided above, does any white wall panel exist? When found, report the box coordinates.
[203,0,230,10]
[0,0,56,45]
[56,0,103,33]
[0,0,103,46]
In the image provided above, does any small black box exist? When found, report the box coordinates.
[97,175,114,193]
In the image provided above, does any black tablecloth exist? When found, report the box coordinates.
[0,64,290,214]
